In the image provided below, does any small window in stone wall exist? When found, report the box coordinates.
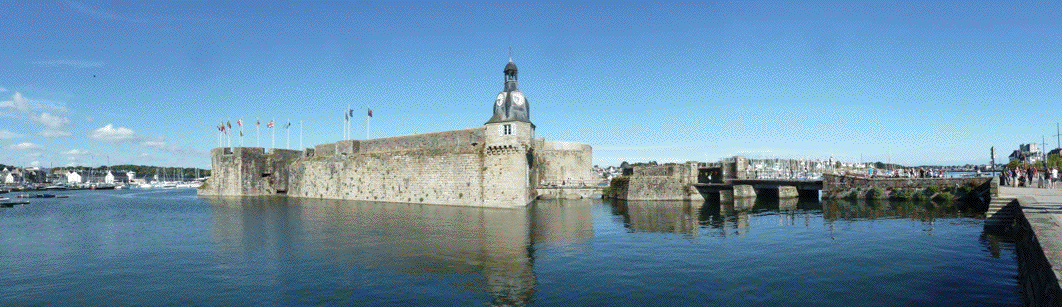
[500,124,514,136]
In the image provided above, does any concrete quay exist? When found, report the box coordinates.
[997,186,1062,306]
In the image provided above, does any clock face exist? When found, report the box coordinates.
[496,93,506,106]
[511,92,524,105]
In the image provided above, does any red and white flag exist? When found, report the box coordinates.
[237,119,242,127]
[267,120,275,128]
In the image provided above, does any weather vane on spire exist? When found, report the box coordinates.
[508,45,512,62]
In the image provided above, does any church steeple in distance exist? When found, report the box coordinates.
[487,56,531,125]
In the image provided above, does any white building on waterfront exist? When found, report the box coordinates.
[66,171,82,184]
[104,171,115,184]
[1009,143,1043,164]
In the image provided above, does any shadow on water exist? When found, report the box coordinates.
[202,196,594,306]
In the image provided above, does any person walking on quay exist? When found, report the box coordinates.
[1052,167,1059,189]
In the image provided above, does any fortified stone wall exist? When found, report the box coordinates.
[360,128,485,153]
[610,162,702,201]
[199,147,301,196]
[202,124,590,207]
[1014,202,1062,306]
[288,144,495,206]
[312,128,485,157]
[822,174,992,198]
[535,141,594,186]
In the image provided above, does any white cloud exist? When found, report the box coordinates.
[61,149,95,156]
[133,152,166,162]
[141,140,167,149]
[4,142,45,151]
[0,92,32,113]
[31,59,105,68]
[140,139,202,156]
[34,112,70,129]
[0,129,23,139]
[32,112,72,138]
[25,152,42,158]
[38,129,72,138]
[30,161,40,167]
[1,93,72,138]
[0,93,68,113]
[88,124,145,144]
[0,87,7,92]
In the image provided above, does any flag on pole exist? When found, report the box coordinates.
[237,119,242,127]
[349,108,354,118]
[368,108,373,117]
[240,131,243,137]
[267,120,275,128]
[285,122,291,129]
[227,121,232,129]
[256,120,260,127]
[345,110,349,121]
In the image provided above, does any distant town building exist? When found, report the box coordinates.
[1009,143,1044,164]
[66,171,82,184]
[104,171,115,184]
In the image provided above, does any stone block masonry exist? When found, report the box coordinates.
[200,125,592,208]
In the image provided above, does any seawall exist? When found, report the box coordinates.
[200,125,595,208]
[822,174,993,201]
[986,187,1062,306]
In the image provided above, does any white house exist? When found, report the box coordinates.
[104,171,115,184]
[66,171,82,184]
[4,172,13,184]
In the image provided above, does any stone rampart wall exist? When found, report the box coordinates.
[288,144,493,206]
[632,165,678,177]
[199,147,301,196]
[535,141,594,186]
[312,128,485,157]
[1015,204,1062,306]
[609,162,702,201]
[202,126,589,207]
[822,174,991,198]
[360,127,485,153]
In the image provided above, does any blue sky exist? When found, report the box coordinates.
[2,1,1061,169]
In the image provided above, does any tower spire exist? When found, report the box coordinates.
[509,45,512,62]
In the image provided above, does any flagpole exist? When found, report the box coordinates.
[271,119,276,149]
[256,119,261,147]
[366,107,370,140]
[286,121,291,150]
[239,119,244,147]
[346,103,351,140]
[299,120,303,149]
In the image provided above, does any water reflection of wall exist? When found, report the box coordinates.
[204,197,593,306]
[531,199,594,245]
[820,199,966,223]
[613,200,703,236]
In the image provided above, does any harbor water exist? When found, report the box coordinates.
[0,189,1020,306]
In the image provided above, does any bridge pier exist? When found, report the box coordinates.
[777,186,798,198]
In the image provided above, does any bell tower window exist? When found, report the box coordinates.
[500,124,513,136]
